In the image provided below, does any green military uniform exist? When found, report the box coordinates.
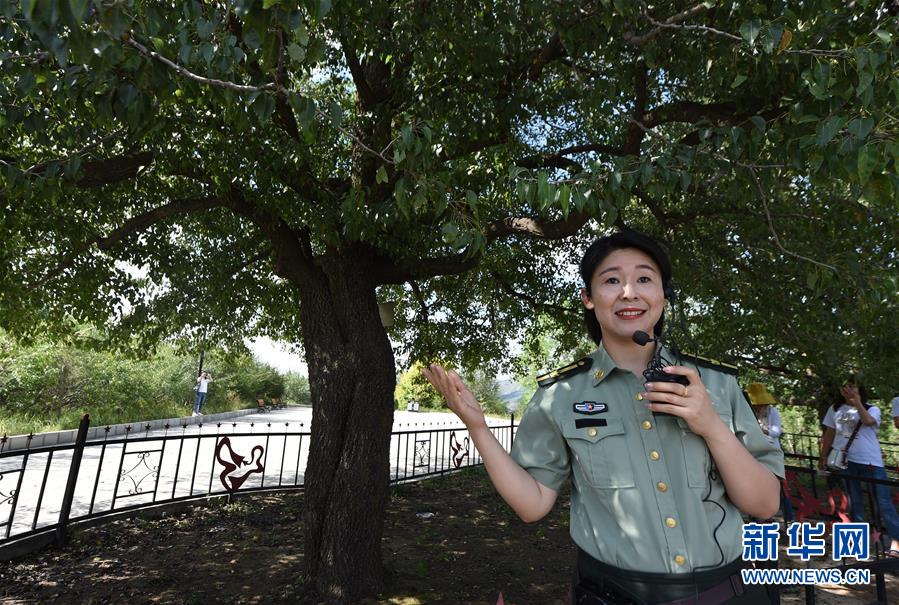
[511,344,785,575]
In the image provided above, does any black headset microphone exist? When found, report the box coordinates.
[631,330,657,347]
[631,330,689,421]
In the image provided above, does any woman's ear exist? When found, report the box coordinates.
[580,287,594,310]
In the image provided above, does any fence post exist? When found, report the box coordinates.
[509,413,515,449]
[56,413,91,546]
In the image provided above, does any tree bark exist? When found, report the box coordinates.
[299,248,396,602]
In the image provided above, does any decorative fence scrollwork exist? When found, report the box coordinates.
[0,414,518,558]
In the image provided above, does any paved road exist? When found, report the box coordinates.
[0,408,514,544]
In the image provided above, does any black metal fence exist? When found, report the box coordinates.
[779,448,899,603]
[781,431,899,479]
[0,414,516,559]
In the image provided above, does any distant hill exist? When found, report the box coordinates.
[496,378,525,411]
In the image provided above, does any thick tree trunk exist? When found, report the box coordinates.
[299,252,396,602]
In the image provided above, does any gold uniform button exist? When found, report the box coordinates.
[635,392,644,401]
[587,427,598,437]
[674,555,686,566]
[657,482,668,492]
[642,420,652,430]
[665,517,677,528]
[649,451,660,460]
[594,369,605,379]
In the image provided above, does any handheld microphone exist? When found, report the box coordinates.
[632,330,689,418]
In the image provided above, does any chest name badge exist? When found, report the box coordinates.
[573,401,607,415]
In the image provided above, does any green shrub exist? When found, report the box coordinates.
[0,331,294,435]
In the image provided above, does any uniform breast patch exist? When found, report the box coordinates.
[573,401,607,415]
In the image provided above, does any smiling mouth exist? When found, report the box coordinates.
[615,310,646,319]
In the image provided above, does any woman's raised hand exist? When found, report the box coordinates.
[641,365,723,438]
[421,364,486,430]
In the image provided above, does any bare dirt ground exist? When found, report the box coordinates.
[0,467,894,604]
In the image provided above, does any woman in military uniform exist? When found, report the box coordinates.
[423,230,784,604]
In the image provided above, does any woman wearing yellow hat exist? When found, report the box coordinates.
[747,383,794,524]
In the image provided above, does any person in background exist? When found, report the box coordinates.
[746,383,794,525]
[819,377,899,557]
[193,371,213,416]
[892,395,899,430]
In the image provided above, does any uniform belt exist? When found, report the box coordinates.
[575,548,753,605]
[654,573,744,605]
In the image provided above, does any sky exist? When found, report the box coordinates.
[246,336,308,375]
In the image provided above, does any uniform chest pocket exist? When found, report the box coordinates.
[676,412,733,488]
[562,418,635,489]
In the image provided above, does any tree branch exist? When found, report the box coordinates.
[31,195,229,290]
[486,210,592,243]
[123,33,395,165]
[622,61,649,155]
[374,250,482,285]
[340,37,378,109]
[489,270,579,317]
[624,3,711,46]
[76,152,155,187]
[642,101,738,128]
[224,190,317,286]
[528,32,566,81]
[516,143,623,170]
[124,35,278,94]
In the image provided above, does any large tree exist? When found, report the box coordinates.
[2,1,897,600]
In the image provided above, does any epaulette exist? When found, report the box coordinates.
[676,351,739,376]
[536,357,593,388]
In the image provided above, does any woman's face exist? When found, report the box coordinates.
[581,247,665,343]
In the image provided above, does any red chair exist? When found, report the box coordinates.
[786,471,824,524]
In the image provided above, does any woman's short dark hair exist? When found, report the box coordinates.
[579,230,673,344]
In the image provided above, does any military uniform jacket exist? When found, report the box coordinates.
[511,344,785,574]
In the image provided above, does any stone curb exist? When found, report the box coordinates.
[1,408,259,453]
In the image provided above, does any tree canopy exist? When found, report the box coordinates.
[2,0,898,599]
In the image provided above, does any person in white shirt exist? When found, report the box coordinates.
[747,383,793,523]
[193,371,213,416]
[820,377,899,556]
[891,396,899,430]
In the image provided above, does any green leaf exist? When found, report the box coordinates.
[847,117,875,140]
[874,29,892,45]
[289,94,315,129]
[287,43,305,63]
[816,116,844,147]
[196,20,214,40]
[730,74,748,89]
[857,146,874,184]
[313,0,332,19]
[329,101,343,128]
[560,184,572,210]
[375,166,388,184]
[294,23,309,46]
[739,19,761,46]
[749,115,766,133]
[68,0,89,24]
[252,94,275,123]
[762,25,782,54]
[262,0,281,8]
[200,43,214,64]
